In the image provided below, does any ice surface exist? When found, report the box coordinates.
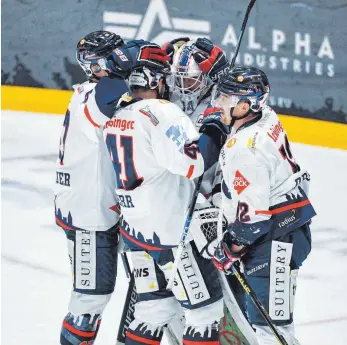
[1,111,347,345]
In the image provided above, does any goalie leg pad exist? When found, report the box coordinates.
[155,242,223,309]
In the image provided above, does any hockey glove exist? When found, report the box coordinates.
[107,40,170,79]
[193,38,229,82]
[126,40,170,71]
[212,231,247,273]
[162,37,190,63]
[199,105,230,150]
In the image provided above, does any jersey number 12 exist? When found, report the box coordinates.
[105,134,143,191]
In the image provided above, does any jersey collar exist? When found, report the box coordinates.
[236,112,262,133]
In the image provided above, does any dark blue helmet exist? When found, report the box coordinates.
[76,30,124,78]
[217,66,270,112]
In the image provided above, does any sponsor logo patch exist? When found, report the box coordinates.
[233,170,250,195]
[139,105,159,126]
[226,138,237,148]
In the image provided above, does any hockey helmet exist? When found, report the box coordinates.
[214,66,270,114]
[129,67,170,99]
[76,30,124,79]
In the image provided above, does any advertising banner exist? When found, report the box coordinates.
[2,0,347,123]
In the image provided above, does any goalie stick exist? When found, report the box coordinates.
[167,0,257,291]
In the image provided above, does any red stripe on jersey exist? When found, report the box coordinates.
[55,217,73,231]
[84,105,100,128]
[186,165,195,179]
[62,320,96,338]
[255,200,311,215]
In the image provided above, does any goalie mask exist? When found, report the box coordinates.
[213,66,270,124]
[171,41,213,115]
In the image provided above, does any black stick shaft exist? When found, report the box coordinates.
[230,0,257,68]
[231,262,289,345]
[116,253,137,345]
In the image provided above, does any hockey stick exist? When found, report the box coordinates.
[166,0,257,291]
[116,253,137,345]
[230,263,289,345]
[217,206,259,345]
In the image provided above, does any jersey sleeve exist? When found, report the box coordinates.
[222,147,272,245]
[82,78,129,127]
[151,102,205,180]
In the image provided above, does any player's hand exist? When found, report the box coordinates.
[126,40,170,70]
[199,105,230,149]
[106,45,134,79]
[212,231,246,273]
[162,37,190,63]
[106,40,170,79]
[193,38,229,82]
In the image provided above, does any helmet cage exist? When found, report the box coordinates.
[171,70,211,115]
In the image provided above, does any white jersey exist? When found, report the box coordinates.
[220,106,316,245]
[173,87,220,202]
[103,98,206,249]
[55,79,128,232]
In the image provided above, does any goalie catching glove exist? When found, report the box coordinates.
[189,200,227,259]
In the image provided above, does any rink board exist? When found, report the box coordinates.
[2,85,347,150]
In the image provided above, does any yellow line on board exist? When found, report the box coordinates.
[1,85,72,115]
[1,85,347,150]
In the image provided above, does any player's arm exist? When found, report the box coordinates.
[151,102,226,179]
[90,78,130,123]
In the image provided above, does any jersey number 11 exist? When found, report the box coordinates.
[105,134,144,191]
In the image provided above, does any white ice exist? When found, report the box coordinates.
[1,110,347,345]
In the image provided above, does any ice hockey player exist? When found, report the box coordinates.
[165,37,229,205]
[103,63,230,345]
[166,38,259,345]
[55,30,170,345]
[212,66,316,345]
